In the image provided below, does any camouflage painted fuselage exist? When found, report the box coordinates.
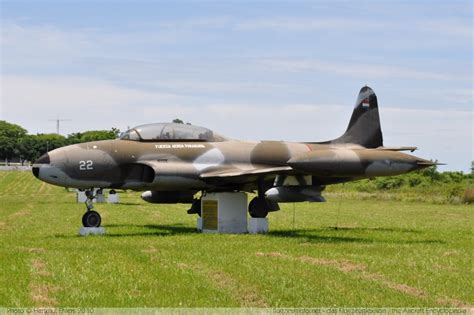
[33,138,426,192]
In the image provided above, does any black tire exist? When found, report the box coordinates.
[82,211,101,227]
[194,199,202,217]
[186,199,202,217]
[248,197,268,218]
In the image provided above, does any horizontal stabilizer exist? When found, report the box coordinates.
[416,161,446,166]
[377,146,418,152]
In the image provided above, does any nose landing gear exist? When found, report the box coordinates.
[82,189,102,227]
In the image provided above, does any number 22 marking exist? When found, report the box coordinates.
[79,160,93,170]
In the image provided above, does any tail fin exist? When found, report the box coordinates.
[329,86,383,148]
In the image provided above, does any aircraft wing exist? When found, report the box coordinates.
[200,164,292,178]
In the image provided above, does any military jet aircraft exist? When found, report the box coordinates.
[32,86,438,227]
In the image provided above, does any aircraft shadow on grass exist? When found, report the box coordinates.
[51,223,444,245]
[98,223,196,237]
[325,226,422,233]
[51,223,194,238]
[267,228,444,245]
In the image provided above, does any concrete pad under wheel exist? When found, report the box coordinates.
[79,227,106,236]
[248,217,269,234]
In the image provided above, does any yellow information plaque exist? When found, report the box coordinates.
[202,200,218,230]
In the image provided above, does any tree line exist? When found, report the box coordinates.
[0,120,120,164]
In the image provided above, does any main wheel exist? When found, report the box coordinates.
[82,211,102,227]
[187,199,202,217]
[248,197,269,218]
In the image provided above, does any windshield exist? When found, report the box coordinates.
[119,123,227,142]
[119,129,141,141]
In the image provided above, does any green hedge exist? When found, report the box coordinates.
[326,167,473,204]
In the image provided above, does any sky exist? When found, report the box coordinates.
[0,0,472,172]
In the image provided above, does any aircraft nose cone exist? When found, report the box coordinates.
[34,153,50,164]
[32,167,40,178]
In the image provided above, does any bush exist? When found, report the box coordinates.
[446,185,464,203]
[327,167,473,204]
[354,180,376,193]
[375,177,405,190]
[408,177,422,187]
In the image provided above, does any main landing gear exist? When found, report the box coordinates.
[187,198,202,216]
[185,182,279,219]
[248,178,280,218]
[82,189,102,227]
[248,196,279,218]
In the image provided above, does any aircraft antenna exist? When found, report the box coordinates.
[48,117,71,135]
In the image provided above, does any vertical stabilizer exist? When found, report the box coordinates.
[329,86,383,148]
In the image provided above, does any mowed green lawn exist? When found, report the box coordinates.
[0,171,472,308]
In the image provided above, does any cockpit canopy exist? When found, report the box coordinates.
[119,123,228,142]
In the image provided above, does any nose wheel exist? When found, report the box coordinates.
[82,211,101,227]
[82,189,102,227]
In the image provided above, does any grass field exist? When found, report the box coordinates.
[0,171,472,308]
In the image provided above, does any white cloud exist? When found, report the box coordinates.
[399,88,474,106]
[149,15,471,40]
[0,75,188,133]
[1,75,182,109]
[418,20,473,38]
[382,106,473,172]
[1,23,94,61]
[143,79,293,95]
[258,59,464,81]
[158,17,232,29]
[235,16,472,39]
[0,21,209,68]
[235,17,378,31]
